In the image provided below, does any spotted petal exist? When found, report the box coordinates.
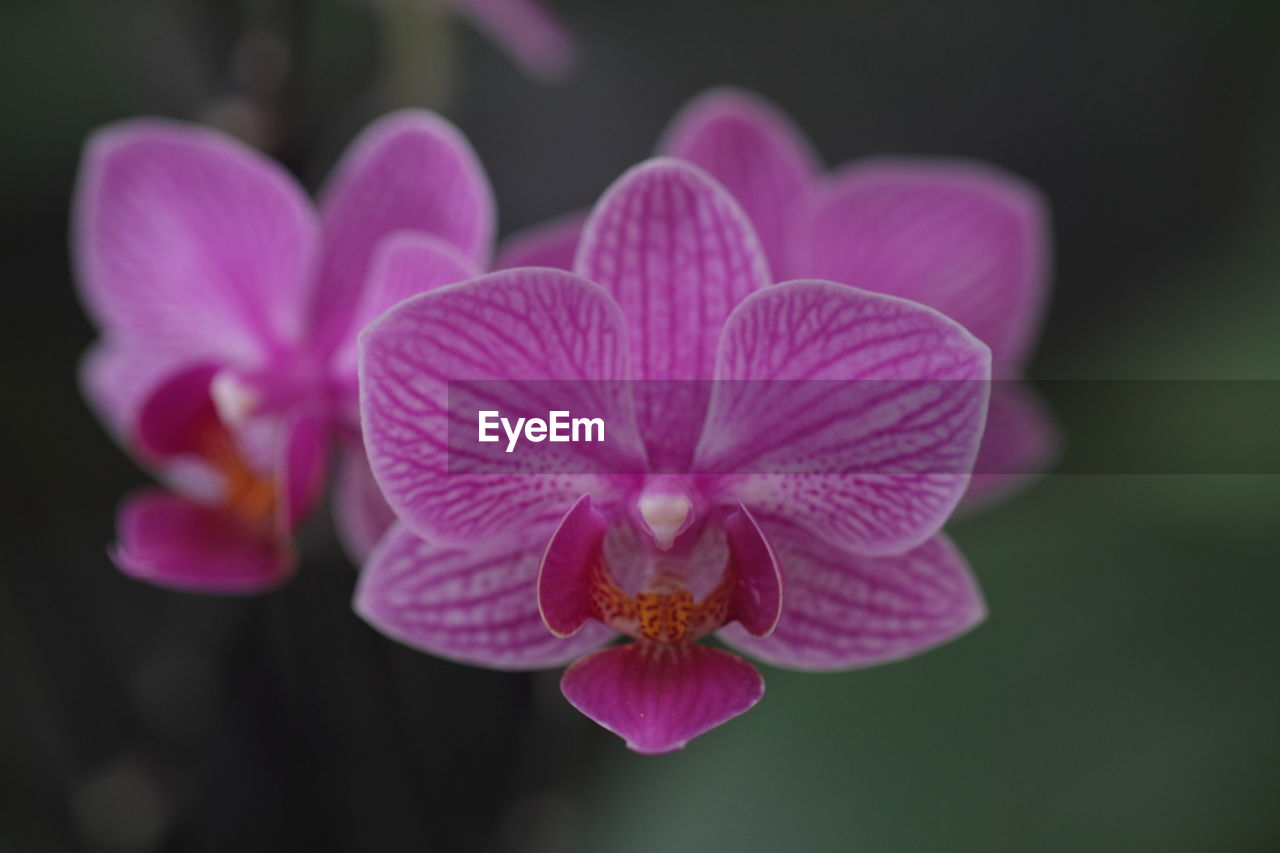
[311,110,494,353]
[798,158,1049,374]
[721,519,983,669]
[73,120,317,367]
[355,522,613,669]
[561,640,764,754]
[698,280,991,556]
[360,266,645,545]
[660,88,821,273]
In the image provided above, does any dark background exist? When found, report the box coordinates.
[3,1,1280,850]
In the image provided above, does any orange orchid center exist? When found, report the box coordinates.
[194,421,276,525]
[587,555,735,644]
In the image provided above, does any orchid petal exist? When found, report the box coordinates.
[719,521,984,670]
[332,231,481,379]
[80,340,204,441]
[560,641,764,754]
[359,267,645,545]
[494,212,585,271]
[312,110,494,352]
[576,158,770,381]
[799,158,1050,373]
[699,280,991,556]
[133,364,224,463]
[722,505,783,637]
[445,0,576,80]
[73,120,317,365]
[960,379,1060,511]
[537,494,608,637]
[356,522,613,669]
[112,490,292,594]
[332,440,398,563]
[277,406,330,531]
[575,158,770,468]
[660,88,821,273]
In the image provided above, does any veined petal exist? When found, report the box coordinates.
[698,280,991,556]
[660,88,821,274]
[576,158,770,381]
[719,521,985,670]
[576,159,770,469]
[332,439,398,563]
[73,120,318,365]
[445,0,576,80]
[356,522,614,669]
[312,110,494,353]
[112,490,292,594]
[799,158,1050,374]
[359,267,645,545]
[494,212,586,271]
[960,379,1060,511]
[560,641,764,754]
[331,231,481,379]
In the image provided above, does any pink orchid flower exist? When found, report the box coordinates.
[74,110,494,592]
[356,159,991,753]
[498,88,1057,508]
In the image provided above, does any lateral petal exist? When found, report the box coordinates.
[312,110,494,353]
[359,266,644,545]
[355,522,613,669]
[719,521,985,670]
[331,230,481,379]
[698,280,991,556]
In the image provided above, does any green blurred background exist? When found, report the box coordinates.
[2,1,1278,850]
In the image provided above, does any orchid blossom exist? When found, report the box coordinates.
[74,110,493,592]
[357,159,990,753]
[498,87,1056,507]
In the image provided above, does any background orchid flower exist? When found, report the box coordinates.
[497,87,1057,508]
[445,0,577,80]
[74,110,493,592]
[357,159,991,753]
